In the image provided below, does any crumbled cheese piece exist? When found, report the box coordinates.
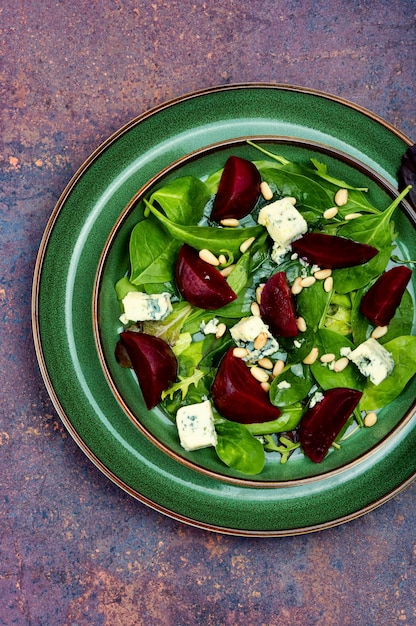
[277,380,291,390]
[120,291,172,324]
[200,318,219,335]
[230,316,279,363]
[344,338,394,386]
[258,197,307,262]
[176,400,218,452]
[309,391,324,408]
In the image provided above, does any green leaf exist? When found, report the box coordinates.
[149,175,210,225]
[161,369,205,401]
[245,405,304,435]
[360,336,416,410]
[310,329,365,391]
[215,421,265,475]
[269,363,314,407]
[142,302,192,346]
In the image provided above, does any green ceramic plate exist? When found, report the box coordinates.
[32,84,416,536]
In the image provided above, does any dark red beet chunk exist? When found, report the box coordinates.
[291,233,378,268]
[175,244,237,310]
[119,331,177,410]
[299,387,363,463]
[210,156,261,221]
[211,349,281,424]
[259,271,299,338]
[360,265,412,327]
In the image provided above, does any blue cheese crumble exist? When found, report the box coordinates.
[230,316,279,363]
[176,400,218,452]
[120,291,172,324]
[341,338,394,386]
[257,197,308,264]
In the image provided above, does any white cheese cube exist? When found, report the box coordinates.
[176,400,218,452]
[258,197,307,261]
[120,291,172,324]
[344,338,394,386]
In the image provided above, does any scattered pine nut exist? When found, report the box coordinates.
[199,248,220,266]
[253,332,268,350]
[371,325,388,339]
[333,356,349,372]
[258,357,273,370]
[261,381,271,392]
[300,276,316,288]
[272,359,285,377]
[303,347,319,365]
[296,316,307,332]
[240,236,255,254]
[287,197,297,205]
[220,218,240,227]
[220,264,235,277]
[324,276,334,293]
[218,254,227,265]
[323,206,339,219]
[233,347,249,358]
[314,268,332,280]
[345,212,362,220]
[250,366,270,383]
[334,188,348,206]
[364,412,378,427]
[291,276,303,295]
[215,323,227,339]
[250,301,261,317]
[256,285,264,304]
[260,181,273,200]
[320,352,336,363]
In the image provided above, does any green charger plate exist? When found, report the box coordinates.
[32,84,416,536]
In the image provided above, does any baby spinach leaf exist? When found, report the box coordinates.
[269,363,314,407]
[310,329,365,391]
[360,336,416,410]
[115,276,140,301]
[148,175,210,225]
[379,289,414,343]
[297,279,332,331]
[245,405,304,435]
[215,421,265,475]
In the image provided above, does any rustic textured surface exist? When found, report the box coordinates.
[1,1,415,624]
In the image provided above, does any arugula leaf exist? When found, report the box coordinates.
[215,421,265,475]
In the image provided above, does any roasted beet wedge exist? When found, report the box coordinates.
[119,331,178,410]
[211,349,281,424]
[259,271,299,338]
[210,156,261,222]
[360,265,412,327]
[291,233,378,269]
[299,387,363,463]
[175,244,237,309]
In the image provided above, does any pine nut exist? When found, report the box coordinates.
[215,323,227,338]
[287,197,297,205]
[253,332,268,350]
[220,218,240,227]
[320,352,336,363]
[261,381,271,392]
[250,301,261,317]
[314,268,332,280]
[272,359,285,377]
[345,212,362,220]
[334,188,348,206]
[258,357,273,370]
[199,248,220,266]
[260,181,273,200]
[256,285,264,304]
[324,276,334,292]
[323,206,339,219]
[250,366,270,383]
[300,276,316,288]
[364,412,378,427]
[291,277,304,295]
[220,264,234,277]
[218,254,227,265]
[296,316,307,332]
[303,347,319,365]
[233,347,249,358]
[240,237,255,254]
[333,356,349,372]
[371,325,388,339]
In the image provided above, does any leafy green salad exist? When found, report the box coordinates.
[115,143,415,475]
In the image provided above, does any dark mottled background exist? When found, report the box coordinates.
[1,1,415,624]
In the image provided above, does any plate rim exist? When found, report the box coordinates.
[32,83,416,536]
